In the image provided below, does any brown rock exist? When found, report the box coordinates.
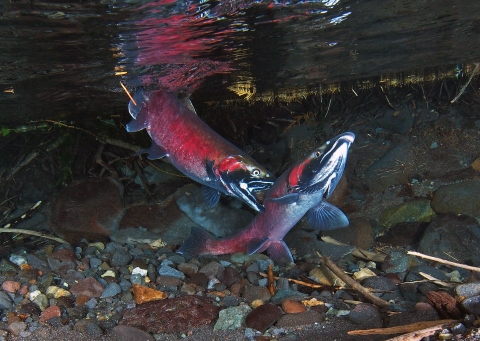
[131,284,168,304]
[156,275,182,287]
[281,299,306,313]
[75,295,90,306]
[50,248,77,262]
[50,178,124,243]
[219,266,243,286]
[121,296,220,333]
[230,283,243,296]
[275,310,324,328]
[186,272,208,287]
[245,303,283,332]
[242,285,271,303]
[7,321,26,337]
[2,280,21,293]
[40,305,61,323]
[70,277,104,298]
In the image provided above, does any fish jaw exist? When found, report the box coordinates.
[215,155,275,212]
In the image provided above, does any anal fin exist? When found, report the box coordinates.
[247,238,269,255]
[267,241,293,264]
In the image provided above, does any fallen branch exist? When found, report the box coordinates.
[348,320,458,339]
[317,252,391,310]
[407,251,480,273]
[0,228,69,244]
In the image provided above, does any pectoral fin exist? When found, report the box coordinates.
[202,186,221,208]
[307,201,349,230]
[128,89,145,119]
[141,143,168,160]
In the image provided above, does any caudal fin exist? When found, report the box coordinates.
[177,226,214,256]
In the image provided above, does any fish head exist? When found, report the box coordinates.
[287,132,355,197]
[217,155,275,212]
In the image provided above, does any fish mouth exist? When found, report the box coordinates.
[222,172,275,212]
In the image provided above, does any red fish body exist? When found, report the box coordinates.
[126,89,274,212]
[178,132,355,263]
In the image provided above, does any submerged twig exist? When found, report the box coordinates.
[5,134,67,180]
[0,228,69,244]
[267,264,275,296]
[407,251,480,273]
[450,62,479,103]
[348,319,458,337]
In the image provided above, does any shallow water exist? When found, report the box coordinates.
[0,0,479,123]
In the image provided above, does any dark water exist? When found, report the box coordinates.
[0,0,479,124]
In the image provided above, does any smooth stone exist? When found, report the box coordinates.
[245,303,283,333]
[456,282,480,299]
[348,303,382,328]
[380,198,435,228]
[242,285,271,303]
[275,310,324,328]
[110,249,132,267]
[0,292,12,309]
[460,296,480,315]
[431,180,480,217]
[213,305,252,331]
[110,325,155,341]
[271,289,307,304]
[281,299,306,313]
[199,261,225,278]
[101,282,122,298]
[418,214,480,267]
[157,265,185,279]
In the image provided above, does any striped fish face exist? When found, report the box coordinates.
[217,155,274,212]
[288,132,355,197]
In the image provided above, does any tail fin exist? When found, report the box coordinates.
[177,226,213,256]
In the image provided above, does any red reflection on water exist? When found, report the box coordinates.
[132,0,235,92]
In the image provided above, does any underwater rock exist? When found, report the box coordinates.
[245,303,283,333]
[323,217,374,250]
[50,178,124,243]
[213,305,252,331]
[120,296,220,333]
[431,179,480,217]
[176,185,254,237]
[379,198,435,228]
[119,185,195,246]
[364,142,414,192]
[418,214,480,266]
[374,108,415,135]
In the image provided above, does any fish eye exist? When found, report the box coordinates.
[314,150,322,157]
[252,169,261,176]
